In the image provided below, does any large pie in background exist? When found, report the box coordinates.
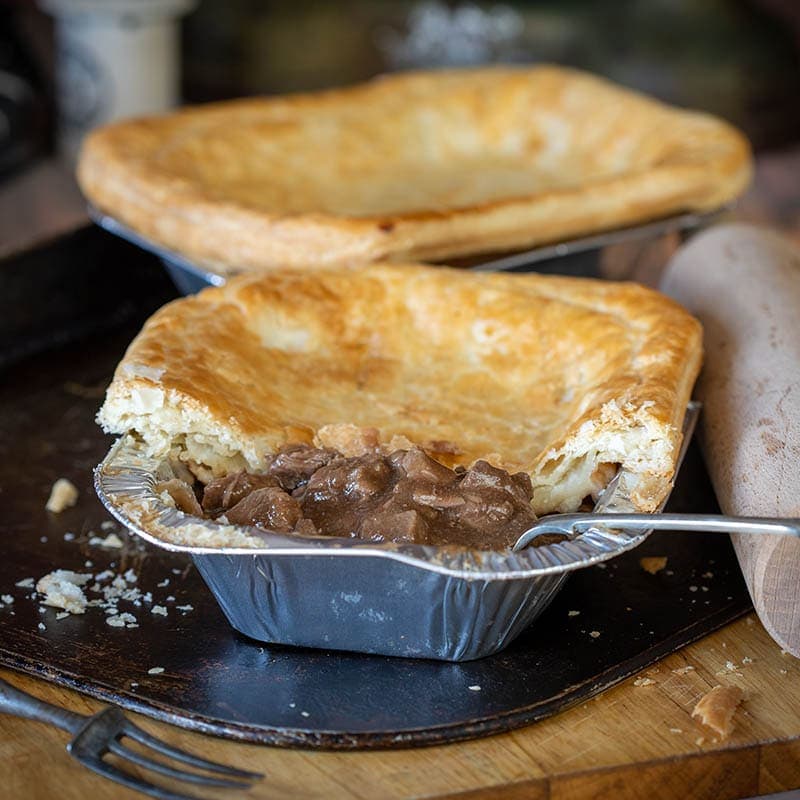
[78,66,751,274]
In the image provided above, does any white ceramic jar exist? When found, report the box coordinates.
[41,0,196,161]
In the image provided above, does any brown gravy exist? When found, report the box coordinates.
[171,445,558,550]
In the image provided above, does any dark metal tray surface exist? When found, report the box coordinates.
[0,227,751,748]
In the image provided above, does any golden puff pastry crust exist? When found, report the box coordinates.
[97,263,702,516]
[77,66,751,275]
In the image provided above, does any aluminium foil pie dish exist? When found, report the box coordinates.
[92,262,702,660]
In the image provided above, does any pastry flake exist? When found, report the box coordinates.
[692,685,744,739]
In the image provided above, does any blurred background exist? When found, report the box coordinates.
[2,0,799,251]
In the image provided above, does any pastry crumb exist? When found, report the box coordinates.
[692,685,744,739]
[468,685,481,691]
[672,665,695,675]
[742,657,753,665]
[151,605,168,616]
[589,630,601,638]
[38,622,46,631]
[147,667,165,675]
[107,612,137,628]
[15,578,34,589]
[568,610,580,617]
[689,585,698,592]
[88,533,124,548]
[639,556,667,575]
[669,727,682,733]
[46,478,79,513]
[695,736,705,746]
[633,677,656,686]
[36,570,92,614]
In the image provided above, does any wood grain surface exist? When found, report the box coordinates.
[3,613,799,799]
[3,146,800,800]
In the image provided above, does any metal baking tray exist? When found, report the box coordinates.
[88,205,725,293]
[94,404,699,662]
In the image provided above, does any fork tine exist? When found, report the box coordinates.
[121,719,263,779]
[108,739,252,789]
[79,754,208,800]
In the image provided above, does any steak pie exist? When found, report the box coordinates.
[78,66,751,274]
[97,264,702,548]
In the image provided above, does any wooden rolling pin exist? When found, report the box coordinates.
[661,224,800,657]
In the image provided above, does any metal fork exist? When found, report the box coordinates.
[514,513,800,551]
[0,676,262,800]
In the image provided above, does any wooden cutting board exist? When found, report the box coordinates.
[1,227,799,799]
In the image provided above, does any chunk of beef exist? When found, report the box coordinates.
[225,487,303,532]
[264,444,338,491]
[360,508,430,544]
[156,479,203,517]
[390,447,456,484]
[202,471,279,517]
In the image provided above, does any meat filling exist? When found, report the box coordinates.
[195,445,554,550]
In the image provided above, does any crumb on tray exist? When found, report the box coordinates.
[36,570,92,614]
[633,677,656,687]
[46,478,79,513]
[640,556,668,575]
[88,532,124,548]
[692,685,744,739]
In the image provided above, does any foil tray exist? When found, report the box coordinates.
[94,404,699,662]
[87,205,724,294]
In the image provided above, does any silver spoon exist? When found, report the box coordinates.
[513,513,800,552]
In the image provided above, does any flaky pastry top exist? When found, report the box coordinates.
[98,264,702,516]
[78,66,751,274]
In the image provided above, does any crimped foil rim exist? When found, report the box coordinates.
[94,404,699,581]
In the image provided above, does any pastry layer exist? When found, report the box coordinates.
[78,66,751,274]
[98,264,702,516]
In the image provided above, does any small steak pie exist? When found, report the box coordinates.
[78,66,751,274]
[98,263,702,545]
